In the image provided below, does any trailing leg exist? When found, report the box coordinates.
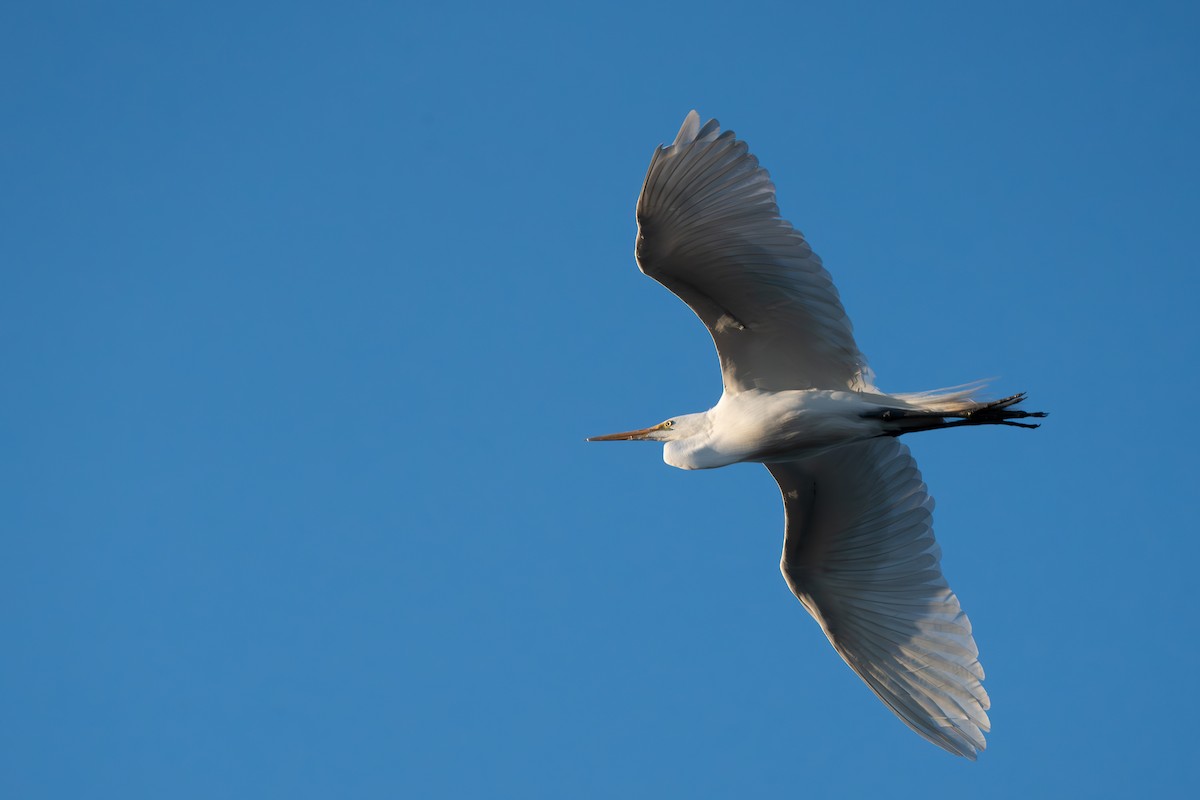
[868,392,1047,436]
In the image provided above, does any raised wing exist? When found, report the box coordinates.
[636,111,872,394]
[767,438,990,758]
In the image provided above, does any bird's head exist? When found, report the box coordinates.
[587,413,705,443]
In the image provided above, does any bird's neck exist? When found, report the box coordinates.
[662,409,732,470]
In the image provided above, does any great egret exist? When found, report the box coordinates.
[588,111,1045,759]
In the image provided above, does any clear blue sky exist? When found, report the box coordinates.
[3,1,1198,797]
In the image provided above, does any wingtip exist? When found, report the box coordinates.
[672,110,701,147]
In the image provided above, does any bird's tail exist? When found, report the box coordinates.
[871,388,1048,435]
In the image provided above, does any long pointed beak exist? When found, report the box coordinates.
[587,422,667,442]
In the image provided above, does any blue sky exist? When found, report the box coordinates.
[3,1,1198,797]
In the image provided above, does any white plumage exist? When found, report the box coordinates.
[589,111,1044,758]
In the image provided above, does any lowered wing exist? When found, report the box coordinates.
[767,438,990,758]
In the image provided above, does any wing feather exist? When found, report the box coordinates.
[636,111,872,393]
[767,439,990,758]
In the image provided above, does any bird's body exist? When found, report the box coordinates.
[662,389,881,469]
[589,111,1045,759]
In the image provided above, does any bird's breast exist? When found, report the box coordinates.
[662,437,738,470]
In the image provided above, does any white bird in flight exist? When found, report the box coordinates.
[589,111,1045,759]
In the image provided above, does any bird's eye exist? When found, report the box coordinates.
[664,420,674,428]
